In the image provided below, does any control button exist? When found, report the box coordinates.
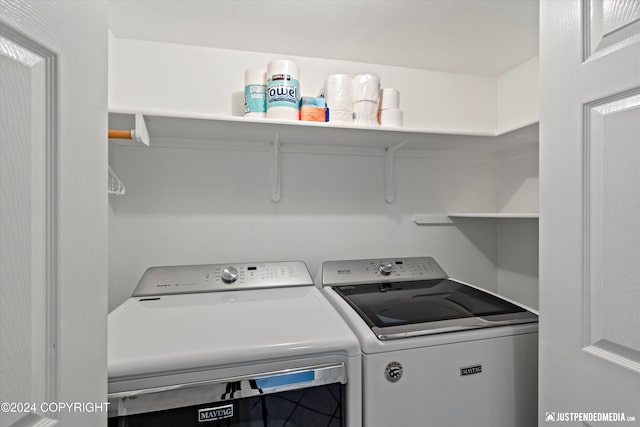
[221,266,239,284]
[378,263,393,276]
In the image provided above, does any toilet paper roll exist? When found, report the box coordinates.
[325,74,353,112]
[380,88,400,110]
[353,100,379,126]
[380,108,403,127]
[267,59,300,120]
[329,109,354,124]
[353,74,381,102]
[244,68,267,118]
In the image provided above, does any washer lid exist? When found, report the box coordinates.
[108,286,360,381]
[333,278,538,340]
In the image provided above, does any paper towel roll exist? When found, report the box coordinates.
[325,74,353,112]
[329,109,354,124]
[353,100,379,126]
[380,88,400,110]
[380,108,403,127]
[353,74,381,102]
[267,59,300,120]
[244,68,267,118]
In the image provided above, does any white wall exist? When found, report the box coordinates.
[497,220,539,309]
[108,146,504,310]
[109,38,498,134]
[107,36,540,311]
[498,151,539,213]
[495,151,539,309]
[497,56,539,134]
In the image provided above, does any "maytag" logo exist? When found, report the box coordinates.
[198,404,234,423]
[460,364,482,376]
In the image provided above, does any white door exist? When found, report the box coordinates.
[0,24,54,427]
[540,0,640,424]
[0,2,108,427]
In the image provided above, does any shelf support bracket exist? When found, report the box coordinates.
[108,113,149,146]
[384,141,407,204]
[133,113,150,146]
[271,133,281,202]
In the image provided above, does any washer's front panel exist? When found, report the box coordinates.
[362,333,538,427]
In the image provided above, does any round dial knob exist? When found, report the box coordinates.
[378,263,393,276]
[221,266,239,284]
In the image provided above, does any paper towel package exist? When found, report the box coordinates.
[266,59,300,120]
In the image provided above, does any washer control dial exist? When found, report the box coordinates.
[221,266,239,284]
[378,263,393,276]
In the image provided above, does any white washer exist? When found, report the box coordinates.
[319,257,538,427]
[108,261,361,426]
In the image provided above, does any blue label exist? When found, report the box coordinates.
[244,84,266,114]
[255,370,314,389]
[267,75,300,110]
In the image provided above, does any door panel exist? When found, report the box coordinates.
[587,0,640,58]
[540,0,640,424]
[0,29,52,427]
[586,91,640,371]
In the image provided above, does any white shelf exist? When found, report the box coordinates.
[108,110,539,154]
[108,111,539,203]
[413,213,539,225]
[447,213,539,219]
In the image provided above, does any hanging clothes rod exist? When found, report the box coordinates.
[108,113,150,146]
[108,129,134,139]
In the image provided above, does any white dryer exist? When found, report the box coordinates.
[108,261,362,426]
[319,256,538,427]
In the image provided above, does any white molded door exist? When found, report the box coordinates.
[0,26,53,426]
[540,0,640,424]
[0,2,108,427]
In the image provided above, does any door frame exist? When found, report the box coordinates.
[0,21,58,402]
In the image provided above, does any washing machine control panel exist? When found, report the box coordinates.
[322,257,448,286]
[133,261,313,297]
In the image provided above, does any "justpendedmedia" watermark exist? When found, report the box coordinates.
[545,412,636,423]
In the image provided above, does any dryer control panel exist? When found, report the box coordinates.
[322,257,448,286]
[133,261,313,297]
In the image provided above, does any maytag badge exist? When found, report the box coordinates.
[384,361,403,383]
[460,364,482,376]
[198,404,234,423]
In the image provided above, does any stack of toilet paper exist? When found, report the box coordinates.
[379,88,403,127]
[325,74,353,123]
[352,74,380,126]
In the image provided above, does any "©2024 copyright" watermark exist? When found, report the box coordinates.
[1,401,109,414]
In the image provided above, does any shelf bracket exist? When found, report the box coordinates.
[108,113,149,146]
[134,113,150,146]
[384,141,407,204]
[271,133,281,202]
